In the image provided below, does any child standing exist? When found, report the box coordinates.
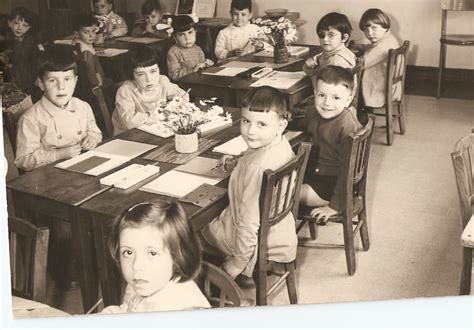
[357,8,400,108]
[15,46,102,172]
[131,0,169,39]
[303,12,356,78]
[0,7,40,95]
[93,0,128,39]
[167,15,214,81]
[200,87,298,279]
[73,14,106,90]
[299,65,362,221]
[102,201,210,313]
[214,0,263,61]
[111,45,189,134]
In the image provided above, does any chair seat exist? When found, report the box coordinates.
[461,214,474,248]
[441,34,474,45]
[299,196,364,223]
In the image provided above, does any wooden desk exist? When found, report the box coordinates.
[12,295,70,318]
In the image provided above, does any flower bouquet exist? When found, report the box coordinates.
[94,14,123,41]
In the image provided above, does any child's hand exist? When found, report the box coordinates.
[57,144,81,160]
[144,111,158,125]
[204,59,214,67]
[310,205,338,223]
[251,39,264,49]
[81,136,98,151]
[304,57,317,69]
[216,155,237,172]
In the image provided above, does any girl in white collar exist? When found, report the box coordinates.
[102,201,210,313]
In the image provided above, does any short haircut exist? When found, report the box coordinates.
[317,12,352,39]
[93,0,113,4]
[142,0,161,16]
[359,8,391,30]
[9,7,35,26]
[74,13,98,31]
[241,86,288,119]
[171,15,195,33]
[108,201,202,282]
[37,45,77,79]
[231,0,252,12]
[313,65,354,91]
[127,45,158,79]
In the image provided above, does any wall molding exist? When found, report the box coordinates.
[406,65,474,83]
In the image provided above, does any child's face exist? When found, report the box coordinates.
[230,8,251,27]
[240,107,287,149]
[314,80,352,119]
[318,27,349,52]
[363,22,387,44]
[119,225,174,297]
[77,26,97,45]
[94,0,112,15]
[8,16,31,38]
[133,64,160,92]
[173,28,196,48]
[37,70,77,108]
[145,10,161,26]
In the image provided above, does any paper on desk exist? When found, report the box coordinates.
[175,156,229,180]
[96,48,129,57]
[212,131,304,156]
[138,123,175,138]
[250,71,306,90]
[140,170,220,198]
[201,66,248,77]
[100,164,160,189]
[95,139,157,158]
[54,39,74,45]
[115,36,161,44]
[55,151,130,176]
[253,46,310,57]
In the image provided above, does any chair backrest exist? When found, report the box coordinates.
[451,133,474,230]
[196,261,244,307]
[339,116,375,217]
[92,82,122,138]
[385,40,410,106]
[2,94,33,156]
[441,0,474,37]
[351,56,365,110]
[8,216,49,303]
[257,142,311,263]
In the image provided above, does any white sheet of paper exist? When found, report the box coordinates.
[94,139,156,158]
[140,170,220,198]
[115,36,161,44]
[250,71,306,89]
[96,48,129,57]
[100,164,160,189]
[55,151,130,176]
[137,123,175,138]
[54,39,74,45]
[201,67,248,76]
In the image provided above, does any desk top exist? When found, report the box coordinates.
[12,296,70,318]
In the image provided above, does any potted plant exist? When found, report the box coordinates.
[252,17,297,63]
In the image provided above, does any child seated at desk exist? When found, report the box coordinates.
[167,15,214,81]
[73,13,106,90]
[0,7,40,95]
[214,0,263,61]
[200,86,298,280]
[303,12,356,79]
[15,45,102,172]
[102,201,210,313]
[93,0,128,39]
[111,45,189,134]
[298,65,362,222]
[131,0,170,39]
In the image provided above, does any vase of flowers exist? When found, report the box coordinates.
[252,17,297,64]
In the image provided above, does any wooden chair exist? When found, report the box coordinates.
[369,41,410,146]
[91,82,122,138]
[297,117,375,275]
[254,142,311,306]
[451,132,474,295]
[196,261,244,307]
[437,0,474,98]
[8,216,49,303]
[351,56,364,111]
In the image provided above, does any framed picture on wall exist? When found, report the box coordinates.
[175,0,217,18]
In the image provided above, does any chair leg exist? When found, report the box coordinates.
[284,263,298,304]
[436,43,446,99]
[309,220,317,240]
[385,104,394,146]
[358,210,370,251]
[460,247,472,295]
[342,215,356,275]
[254,268,267,306]
[398,101,406,135]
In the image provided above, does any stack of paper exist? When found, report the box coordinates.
[202,66,248,77]
[250,71,306,90]
[198,117,232,136]
[100,164,160,189]
[140,170,220,198]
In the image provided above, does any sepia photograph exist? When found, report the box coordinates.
[1,0,473,326]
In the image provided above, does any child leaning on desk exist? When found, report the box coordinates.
[14,46,102,172]
[298,65,362,222]
[131,0,170,39]
[102,201,210,313]
[166,15,214,81]
[111,45,189,135]
[200,86,298,280]
[214,0,264,62]
[93,0,128,39]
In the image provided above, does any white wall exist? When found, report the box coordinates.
[215,0,474,69]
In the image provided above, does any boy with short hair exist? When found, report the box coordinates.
[15,46,102,172]
[299,65,362,221]
[0,7,40,95]
[131,0,169,39]
[167,15,214,81]
[93,0,128,39]
[214,0,262,61]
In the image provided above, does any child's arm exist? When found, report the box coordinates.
[81,103,102,150]
[363,43,390,69]
[108,13,128,38]
[115,86,153,130]
[166,48,199,81]
[81,51,102,88]
[160,75,190,101]
[221,164,263,278]
[303,55,318,76]
[214,30,228,61]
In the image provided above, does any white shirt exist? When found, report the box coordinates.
[214,23,261,61]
